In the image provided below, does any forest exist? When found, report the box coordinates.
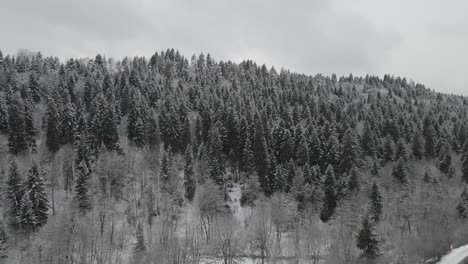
[0,49,467,264]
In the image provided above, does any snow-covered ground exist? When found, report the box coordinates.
[438,245,468,264]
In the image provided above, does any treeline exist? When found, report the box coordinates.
[0,49,468,263]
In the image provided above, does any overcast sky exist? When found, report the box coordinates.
[1,0,467,95]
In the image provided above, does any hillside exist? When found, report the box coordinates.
[0,49,468,264]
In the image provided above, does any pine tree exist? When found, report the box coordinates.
[60,95,76,145]
[423,117,436,158]
[348,166,360,192]
[369,182,383,222]
[461,140,468,183]
[395,139,409,161]
[370,159,381,177]
[392,158,408,184]
[438,142,452,174]
[23,98,37,152]
[0,221,7,262]
[6,159,23,230]
[241,136,255,175]
[7,94,27,155]
[0,93,9,135]
[383,136,395,162]
[74,160,92,213]
[134,223,146,253]
[207,127,225,186]
[339,129,363,173]
[45,98,61,153]
[412,131,424,159]
[356,216,380,259]
[273,164,287,193]
[184,145,196,202]
[320,165,337,222]
[127,89,148,148]
[21,163,49,229]
[457,187,468,219]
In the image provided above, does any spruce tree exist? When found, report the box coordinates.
[457,187,468,219]
[348,166,360,192]
[207,127,225,186]
[23,98,37,152]
[241,136,255,175]
[21,162,49,229]
[184,145,196,202]
[320,165,337,222]
[6,159,23,230]
[339,130,363,173]
[74,160,92,213]
[45,98,61,153]
[462,140,468,183]
[438,142,452,174]
[134,223,146,253]
[383,136,395,162]
[0,93,8,135]
[369,182,383,223]
[392,158,408,184]
[412,131,424,159]
[370,159,381,177]
[356,216,380,259]
[0,221,7,262]
[7,94,27,155]
[395,139,409,161]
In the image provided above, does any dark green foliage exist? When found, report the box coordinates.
[8,94,28,155]
[134,223,146,253]
[457,187,468,219]
[0,221,7,261]
[356,216,380,259]
[320,165,337,222]
[339,130,363,173]
[0,93,9,134]
[240,173,262,207]
[74,160,92,213]
[348,166,360,192]
[370,159,381,177]
[6,159,23,230]
[392,158,408,184]
[462,140,468,183]
[412,131,424,159]
[20,163,49,230]
[45,98,61,153]
[438,142,452,174]
[369,182,383,222]
[184,145,196,202]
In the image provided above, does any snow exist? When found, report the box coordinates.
[438,244,468,264]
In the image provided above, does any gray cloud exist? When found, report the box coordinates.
[0,0,466,95]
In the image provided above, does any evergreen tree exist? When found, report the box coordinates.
[207,127,225,186]
[339,129,363,173]
[438,142,452,174]
[383,136,395,162]
[412,130,424,159]
[20,163,49,230]
[6,159,23,230]
[370,159,381,177]
[457,187,468,219]
[461,140,468,183]
[23,98,37,152]
[348,166,360,192]
[392,158,408,184]
[0,93,8,135]
[356,216,380,259]
[45,98,61,153]
[241,136,255,175]
[7,94,27,155]
[74,160,92,213]
[134,223,146,253]
[320,165,337,222]
[395,139,409,161]
[423,117,436,158]
[273,164,287,193]
[369,182,383,222]
[0,221,7,262]
[60,96,76,145]
[184,145,196,202]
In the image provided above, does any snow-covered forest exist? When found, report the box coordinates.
[0,49,467,264]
